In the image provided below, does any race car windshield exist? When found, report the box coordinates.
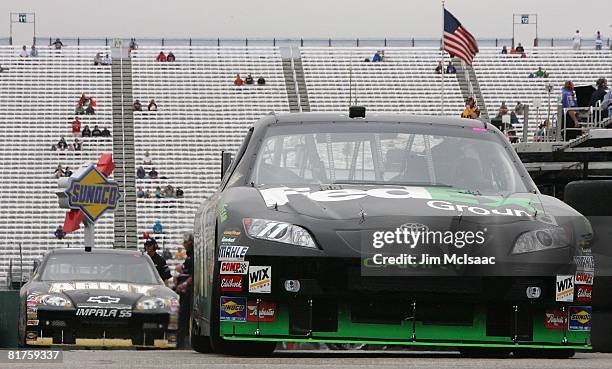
[40,254,160,284]
[251,122,529,195]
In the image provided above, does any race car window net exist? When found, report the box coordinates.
[250,122,528,195]
[40,254,160,284]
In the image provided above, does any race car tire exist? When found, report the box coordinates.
[513,348,575,358]
[458,347,511,358]
[591,310,612,352]
[190,332,212,353]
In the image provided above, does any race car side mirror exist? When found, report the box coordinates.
[221,151,234,179]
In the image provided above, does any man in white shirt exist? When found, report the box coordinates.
[19,45,28,58]
[572,30,582,50]
[103,54,112,65]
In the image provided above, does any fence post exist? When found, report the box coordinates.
[217,38,220,47]
[273,38,276,47]
[522,105,529,143]
[189,38,192,46]
[356,38,359,47]
[412,38,415,47]
[162,38,165,47]
[328,38,331,47]
[551,38,554,47]
[9,36,12,46]
[245,38,248,47]
[300,38,304,47]
[384,38,387,47]
[77,38,80,46]
[495,38,498,47]
[49,37,52,46]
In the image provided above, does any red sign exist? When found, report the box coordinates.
[576,285,593,302]
[246,301,276,322]
[575,271,593,285]
[544,309,567,330]
[220,275,243,292]
[220,261,249,275]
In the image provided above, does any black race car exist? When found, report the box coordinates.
[190,112,594,357]
[19,248,179,348]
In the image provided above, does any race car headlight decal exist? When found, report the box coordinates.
[243,218,317,248]
[40,294,73,308]
[511,227,570,254]
[136,297,168,311]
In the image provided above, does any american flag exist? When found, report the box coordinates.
[443,9,479,65]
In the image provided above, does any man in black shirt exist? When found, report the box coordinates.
[175,233,194,348]
[144,238,171,282]
[589,78,608,118]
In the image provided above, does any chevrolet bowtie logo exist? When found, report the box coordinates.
[87,295,120,304]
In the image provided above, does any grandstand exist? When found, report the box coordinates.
[0,39,611,286]
[0,45,114,283]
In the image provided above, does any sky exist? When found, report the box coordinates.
[0,0,610,41]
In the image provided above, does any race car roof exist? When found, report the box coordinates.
[47,248,143,256]
[256,112,486,130]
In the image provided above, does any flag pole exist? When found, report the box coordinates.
[441,0,445,116]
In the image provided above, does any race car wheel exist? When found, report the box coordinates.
[459,347,511,358]
[190,318,212,353]
[513,348,575,358]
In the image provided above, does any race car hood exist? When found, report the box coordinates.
[256,185,576,221]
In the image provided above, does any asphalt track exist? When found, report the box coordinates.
[3,350,612,369]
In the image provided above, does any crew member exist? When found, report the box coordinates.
[175,233,194,348]
[144,238,171,282]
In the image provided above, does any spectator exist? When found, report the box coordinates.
[54,225,66,240]
[143,150,152,165]
[136,166,146,179]
[64,167,73,177]
[595,31,603,50]
[153,220,164,233]
[572,30,582,50]
[149,167,159,179]
[509,46,517,54]
[144,189,152,198]
[372,50,382,62]
[54,164,64,178]
[148,99,158,111]
[495,102,519,124]
[234,74,244,86]
[435,61,443,74]
[514,101,525,116]
[103,53,112,65]
[166,52,176,62]
[446,61,456,74]
[601,89,612,117]
[175,187,184,198]
[79,93,90,105]
[81,125,92,137]
[94,52,104,65]
[133,99,142,111]
[164,184,175,198]
[101,127,111,137]
[515,43,525,53]
[19,45,28,58]
[461,97,480,119]
[534,67,548,78]
[128,39,138,57]
[71,117,81,136]
[245,73,254,85]
[75,102,85,115]
[561,81,582,140]
[534,120,550,142]
[85,104,95,115]
[175,233,194,348]
[144,238,171,282]
[156,51,167,62]
[154,186,162,198]
[70,138,82,151]
[590,78,609,118]
[30,45,38,57]
[137,187,145,198]
[92,125,102,137]
[52,38,64,50]
[57,137,68,150]
[257,76,266,85]
[501,45,508,54]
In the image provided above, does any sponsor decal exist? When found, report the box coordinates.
[221,236,237,244]
[75,308,132,318]
[220,261,249,275]
[220,296,246,322]
[568,306,592,331]
[87,295,121,304]
[576,285,593,303]
[63,164,122,222]
[218,246,248,261]
[247,301,277,322]
[574,256,594,272]
[26,319,39,326]
[26,292,42,302]
[26,307,38,314]
[223,229,241,237]
[26,300,38,307]
[544,309,567,330]
[248,266,272,294]
[555,275,574,302]
[575,271,594,285]
[48,282,155,295]
[26,332,38,340]
[220,275,243,292]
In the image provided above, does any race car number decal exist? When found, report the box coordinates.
[555,275,574,302]
[248,266,271,293]
[220,261,249,275]
[75,308,132,318]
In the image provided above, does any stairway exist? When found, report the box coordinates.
[111,58,138,248]
[454,57,489,121]
[281,57,311,113]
